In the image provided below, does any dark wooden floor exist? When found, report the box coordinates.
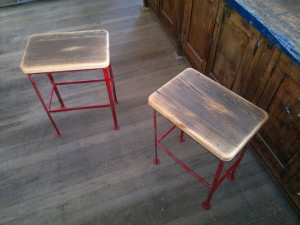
[0,0,298,224]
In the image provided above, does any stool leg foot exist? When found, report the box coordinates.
[152,158,160,165]
[178,130,185,142]
[178,137,185,142]
[202,201,211,210]
[114,126,120,130]
[56,131,63,137]
[227,174,235,181]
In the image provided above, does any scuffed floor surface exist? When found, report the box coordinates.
[0,0,298,224]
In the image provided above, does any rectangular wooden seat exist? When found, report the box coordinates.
[20,30,110,74]
[149,68,268,161]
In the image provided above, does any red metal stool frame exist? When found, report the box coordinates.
[152,110,247,210]
[27,64,119,136]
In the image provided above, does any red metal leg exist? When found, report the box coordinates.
[108,64,118,104]
[202,160,225,210]
[227,148,247,181]
[153,110,160,165]
[47,73,65,108]
[103,68,120,130]
[151,112,249,209]
[178,130,185,142]
[28,74,62,136]
[157,141,211,187]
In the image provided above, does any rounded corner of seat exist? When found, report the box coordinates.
[19,63,27,74]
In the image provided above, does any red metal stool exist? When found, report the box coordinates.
[148,68,268,209]
[20,30,119,136]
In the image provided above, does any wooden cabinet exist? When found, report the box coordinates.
[206,3,261,89]
[146,0,184,44]
[252,54,300,209]
[181,0,221,73]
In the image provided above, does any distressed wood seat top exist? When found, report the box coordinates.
[148,68,268,161]
[20,30,110,74]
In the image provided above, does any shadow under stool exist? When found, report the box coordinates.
[20,30,119,136]
[148,68,268,210]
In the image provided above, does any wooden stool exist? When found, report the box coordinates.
[148,68,268,209]
[20,30,119,136]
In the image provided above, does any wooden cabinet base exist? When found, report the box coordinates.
[251,134,300,212]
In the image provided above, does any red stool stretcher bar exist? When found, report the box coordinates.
[148,68,268,209]
[20,30,119,136]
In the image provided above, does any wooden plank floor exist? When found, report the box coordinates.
[0,0,298,224]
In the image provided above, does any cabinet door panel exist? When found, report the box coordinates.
[232,38,275,100]
[208,6,260,89]
[148,0,159,16]
[159,0,184,42]
[261,76,300,165]
[252,57,300,209]
[182,0,219,73]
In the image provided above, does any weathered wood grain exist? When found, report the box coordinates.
[182,0,220,73]
[233,37,275,100]
[20,30,110,74]
[149,68,268,161]
[1,0,299,224]
[232,0,300,65]
[252,57,300,209]
[208,8,261,89]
